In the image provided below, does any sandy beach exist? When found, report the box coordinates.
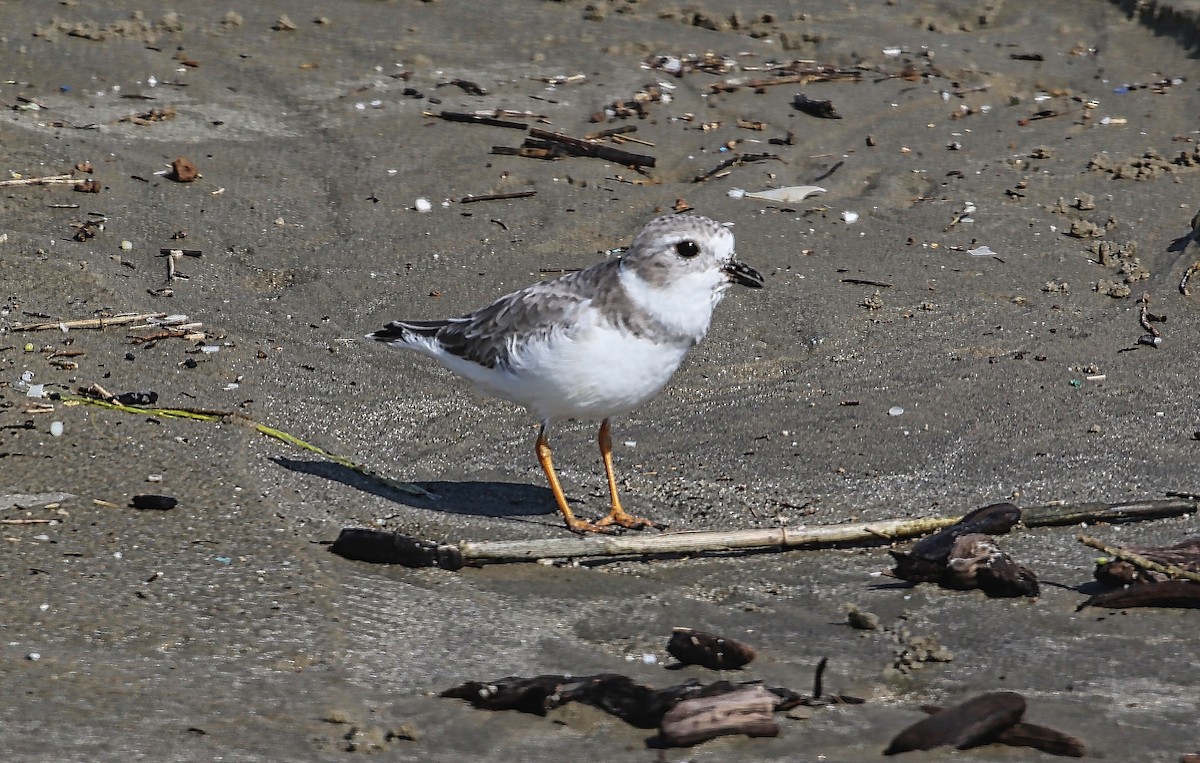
[3,1,1200,760]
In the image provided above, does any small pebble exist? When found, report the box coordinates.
[415,198,432,213]
[27,653,40,661]
[49,421,64,437]
[888,406,905,416]
[120,240,132,251]
[841,210,860,224]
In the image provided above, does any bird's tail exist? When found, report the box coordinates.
[365,319,448,346]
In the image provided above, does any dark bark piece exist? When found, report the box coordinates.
[329,528,464,570]
[792,92,842,118]
[884,692,1025,754]
[440,675,567,715]
[994,720,1087,757]
[890,503,1033,596]
[910,502,1022,561]
[1081,579,1200,609]
[919,704,1087,757]
[943,534,1039,597]
[659,686,780,747]
[130,494,176,510]
[666,628,756,670]
[559,675,742,728]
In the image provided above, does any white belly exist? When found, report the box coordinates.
[465,323,692,421]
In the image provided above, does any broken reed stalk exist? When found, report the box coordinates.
[1077,534,1200,583]
[12,312,173,331]
[61,394,430,497]
[448,499,1198,564]
[0,174,87,187]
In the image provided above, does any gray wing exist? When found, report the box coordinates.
[377,260,621,369]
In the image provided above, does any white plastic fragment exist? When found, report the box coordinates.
[841,210,860,224]
[49,421,64,437]
[967,245,997,257]
[415,198,432,213]
[26,384,45,398]
[727,188,746,199]
[888,406,905,416]
[120,240,132,251]
[742,185,827,203]
[882,47,902,57]
[200,345,221,354]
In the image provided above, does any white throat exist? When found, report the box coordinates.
[617,262,728,343]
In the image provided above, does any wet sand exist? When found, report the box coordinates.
[2,1,1200,760]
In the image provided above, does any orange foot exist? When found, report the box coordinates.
[594,509,666,531]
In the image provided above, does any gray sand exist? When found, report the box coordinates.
[2,1,1200,760]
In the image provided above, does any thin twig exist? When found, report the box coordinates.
[459,190,537,204]
[62,394,432,497]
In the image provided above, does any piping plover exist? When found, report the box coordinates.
[367,214,763,533]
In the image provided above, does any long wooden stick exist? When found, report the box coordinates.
[447,498,1198,564]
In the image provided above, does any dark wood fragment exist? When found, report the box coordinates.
[436,111,528,129]
[659,686,780,747]
[440,674,566,714]
[1080,579,1200,609]
[884,691,1025,754]
[329,528,464,570]
[527,127,655,168]
[666,628,756,670]
[919,704,1086,757]
[792,92,842,119]
[943,534,1039,597]
[130,494,177,510]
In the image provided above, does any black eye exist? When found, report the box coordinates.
[675,240,700,258]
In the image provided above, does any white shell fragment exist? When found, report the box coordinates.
[841,210,860,224]
[741,185,827,203]
[415,198,433,213]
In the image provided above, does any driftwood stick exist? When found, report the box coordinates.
[0,174,87,187]
[456,499,1198,563]
[458,516,955,563]
[12,312,170,331]
[1077,535,1200,583]
[332,498,1200,568]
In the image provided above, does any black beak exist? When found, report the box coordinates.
[724,259,764,288]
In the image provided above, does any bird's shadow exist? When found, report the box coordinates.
[272,457,557,519]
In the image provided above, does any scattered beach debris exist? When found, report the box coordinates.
[666,628,756,670]
[693,152,780,183]
[443,658,859,747]
[1077,535,1200,609]
[885,692,1086,757]
[889,502,1039,597]
[792,92,841,118]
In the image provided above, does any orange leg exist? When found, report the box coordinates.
[593,418,663,530]
[535,423,611,534]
